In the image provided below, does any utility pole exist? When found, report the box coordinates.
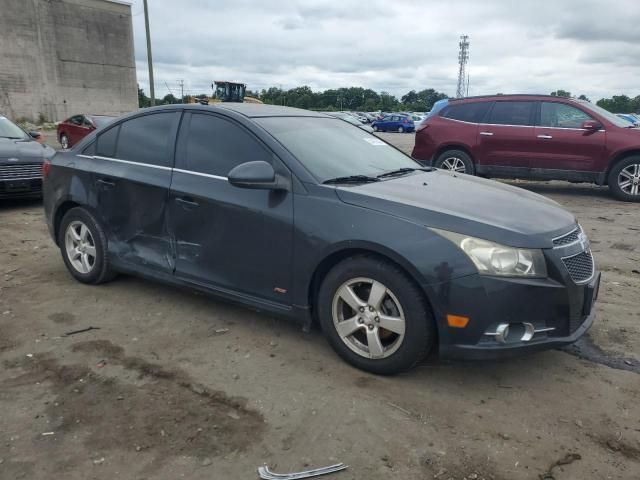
[456,35,470,98]
[177,79,184,103]
[143,0,155,106]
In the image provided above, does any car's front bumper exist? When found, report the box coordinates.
[430,268,600,361]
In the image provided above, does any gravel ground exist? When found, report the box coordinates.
[0,132,639,480]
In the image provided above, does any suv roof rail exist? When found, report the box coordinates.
[449,94,577,102]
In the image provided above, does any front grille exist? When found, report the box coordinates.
[562,250,594,283]
[553,226,581,247]
[0,163,43,181]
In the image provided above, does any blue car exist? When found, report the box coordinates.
[372,114,415,133]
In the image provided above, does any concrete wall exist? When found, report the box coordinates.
[0,0,137,122]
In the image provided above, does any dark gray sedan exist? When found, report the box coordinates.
[0,116,55,198]
[43,104,600,374]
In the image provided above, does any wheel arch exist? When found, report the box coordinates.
[434,144,475,164]
[603,149,640,185]
[52,201,104,246]
[307,244,436,327]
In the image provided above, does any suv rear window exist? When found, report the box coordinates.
[441,102,490,123]
[486,101,534,126]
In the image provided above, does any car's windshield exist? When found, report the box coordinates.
[257,117,419,183]
[578,101,633,128]
[0,116,28,140]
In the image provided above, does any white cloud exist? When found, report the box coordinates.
[131,0,640,101]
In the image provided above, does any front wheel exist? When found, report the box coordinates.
[317,255,435,375]
[608,156,640,202]
[373,125,380,132]
[433,149,475,175]
[397,126,404,133]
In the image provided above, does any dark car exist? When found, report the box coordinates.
[372,114,415,133]
[57,114,115,149]
[43,104,599,375]
[1,115,55,198]
[412,94,640,202]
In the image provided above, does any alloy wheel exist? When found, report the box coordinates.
[441,156,466,173]
[64,221,97,274]
[60,135,69,149]
[618,163,640,196]
[331,277,406,359]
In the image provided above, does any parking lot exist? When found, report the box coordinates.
[1,132,639,480]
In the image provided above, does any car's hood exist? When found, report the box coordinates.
[334,170,576,248]
[0,138,54,164]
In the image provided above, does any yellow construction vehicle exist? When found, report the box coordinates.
[186,81,262,105]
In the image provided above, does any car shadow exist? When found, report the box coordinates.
[0,198,42,212]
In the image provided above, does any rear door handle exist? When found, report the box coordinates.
[537,134,553,139]
[479,131,494,136]
[175,196,200,208]
[96,178,115,188]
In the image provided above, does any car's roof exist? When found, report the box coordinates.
[189,103,328,118]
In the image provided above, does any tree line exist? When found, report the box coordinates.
[138,85,639,114]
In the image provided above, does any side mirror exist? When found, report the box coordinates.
[228,161,287,190]
[581,120,601,131]
[28,131,42,139]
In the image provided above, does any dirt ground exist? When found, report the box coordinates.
[1,133,639,480]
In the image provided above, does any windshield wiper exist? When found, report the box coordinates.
[376,167,417,179]
[323,175,381,185]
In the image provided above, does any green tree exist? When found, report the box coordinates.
[138,84,150,108]
[577,94,590,102]
[596,95,639,113]
[550,90,571,98]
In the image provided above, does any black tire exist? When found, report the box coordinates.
[58,207,115,284]
[317,255,435,375]
[373,125,379,132]
[607,155,640,202]
[433,149,475,175]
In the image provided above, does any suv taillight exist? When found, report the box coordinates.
[42,159,52,179]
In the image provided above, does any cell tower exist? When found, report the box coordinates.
[456,35,470,98]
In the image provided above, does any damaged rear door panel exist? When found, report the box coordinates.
[90,111,182,273]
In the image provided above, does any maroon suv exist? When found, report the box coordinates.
[412,94,640,201]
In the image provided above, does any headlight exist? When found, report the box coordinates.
[434,229,547,278]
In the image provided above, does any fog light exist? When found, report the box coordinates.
[494,323,510,344]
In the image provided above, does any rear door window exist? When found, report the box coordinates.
[441,102,491,123]
[176,113,272,177]
[486,101,535,126]
[115,112,181,167]
[540,102,593,128]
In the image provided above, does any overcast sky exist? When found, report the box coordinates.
[129,0,640,101]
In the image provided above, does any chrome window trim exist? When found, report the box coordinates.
[79,154,173,171]
[560,249,595,285]
[173,168,227,181]
[76,154,229,180]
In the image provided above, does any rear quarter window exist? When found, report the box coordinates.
[116,112,181,167]
[441,102,491,123]
[95,125,120,157]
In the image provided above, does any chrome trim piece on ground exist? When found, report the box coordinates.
[258,463,348,480]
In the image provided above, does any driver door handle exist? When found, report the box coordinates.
[479,131,494,136]
[537,134,553,139]
[175,196,200,208]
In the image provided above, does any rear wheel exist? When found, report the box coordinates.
[60,134,69,149]
[434,149,474,175]
[608,156,640,202]
[58,207,115,284]
[317,255,435,375]
[397,126,404,133]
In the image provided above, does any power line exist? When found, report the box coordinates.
[456,35,470,99]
